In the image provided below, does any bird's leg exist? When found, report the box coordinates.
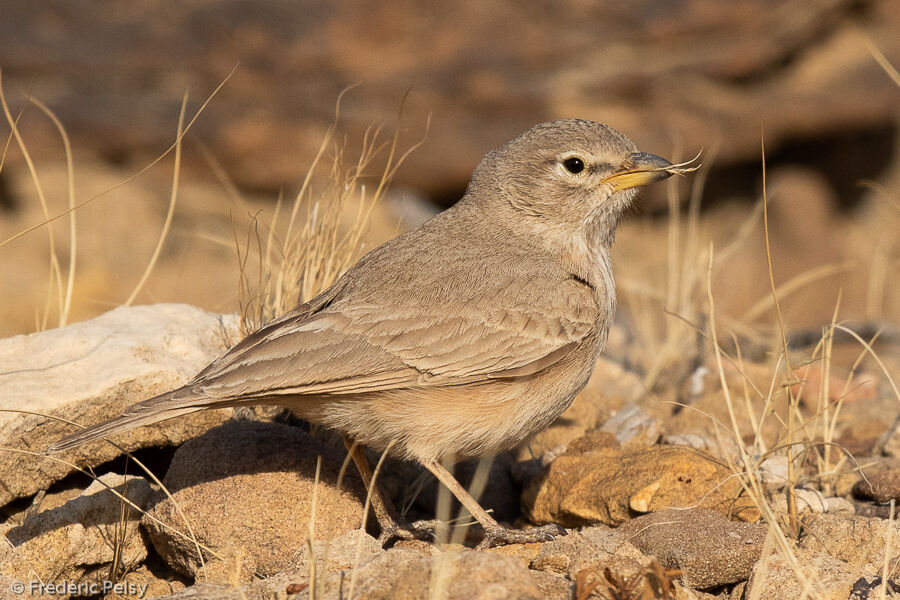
[422,460,566,549]
[343,438,437,545]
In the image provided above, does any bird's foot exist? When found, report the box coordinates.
[377,518,441,546]
[476,523,567,550]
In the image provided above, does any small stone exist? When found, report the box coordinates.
[142,420,367,581]
[487,542,544,567]
[529,571,573,600]
[745,547,860,600]
[530,525,649,579]
[663,433,741,462]
[801,513,900,571]
[771,489,855,516]
[599,404,660,450]
[149,547,547,599]
[618,509,767,589]
[853,458,900,503]
[290,529,384,581]
[758,455,790,487]
[523,440,750,527]
[629,480,661,513]
[304,548,546,600]
[1,474,154,586]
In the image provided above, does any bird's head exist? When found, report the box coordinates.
[469,119,683,248]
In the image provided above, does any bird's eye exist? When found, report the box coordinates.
[562,156,585,174]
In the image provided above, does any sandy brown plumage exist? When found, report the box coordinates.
[48,118,678,547]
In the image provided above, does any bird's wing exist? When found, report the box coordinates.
[155,273,598,406]
[48,272,599,453]
[335,275,597,381]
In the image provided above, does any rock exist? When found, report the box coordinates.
[174,529,384,597]
[0,304,239,505]
[663,433,742,463]
[745,547,860,600]
[529,525,649,580]
[565,559,708,600]
[142,420,367,581]
[192,529,385,591]
[291,529,384,581]
[104,565,188,600]
[770,488,855,516]
[835,420,887,460]
[791,363,878,406]
[486,542,544,568]
[0,576,35,598]
[152,548,546,599]
[757,455,788,485]
[618,509,767,589]
[528,571,573,600]
[391,539,444,557]
[298,548,545,600]
[801,513,900,572]
[1,474,154,587]
[852,501,896,520]
[522,436,751,527]
[599,404,660,450]
[848,576,900,599]
[853,457,900,503]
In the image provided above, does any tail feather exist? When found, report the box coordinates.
[46,387,207,453]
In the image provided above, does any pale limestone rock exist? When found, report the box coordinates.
[0,304,240,505]
[1,474,154,591]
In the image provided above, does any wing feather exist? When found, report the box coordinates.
[128,273,598,410]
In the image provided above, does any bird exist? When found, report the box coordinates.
[48,118,679,548]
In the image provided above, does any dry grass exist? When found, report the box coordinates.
[0,72,68,330]
[123,94,187,307]
[614,94,898,596]
[702,162,892,597]
[0,66,235,330]
[234,92,427,335]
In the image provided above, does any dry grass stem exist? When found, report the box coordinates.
[0,65,236,251]
[235,95,428,335]
[306,455,322,600]
[124,93,187,306]
[0,71,65,330]
[28,98,78,327]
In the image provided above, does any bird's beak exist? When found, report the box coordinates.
[602,152,674,191]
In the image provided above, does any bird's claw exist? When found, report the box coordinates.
[377,519,441,546]
[476,523,567,550]
[379,518,566,550]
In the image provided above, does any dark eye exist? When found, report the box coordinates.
[563,156,585,174]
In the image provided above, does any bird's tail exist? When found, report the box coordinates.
[46,386,209,453]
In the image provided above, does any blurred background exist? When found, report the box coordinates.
[0,1,898,378]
